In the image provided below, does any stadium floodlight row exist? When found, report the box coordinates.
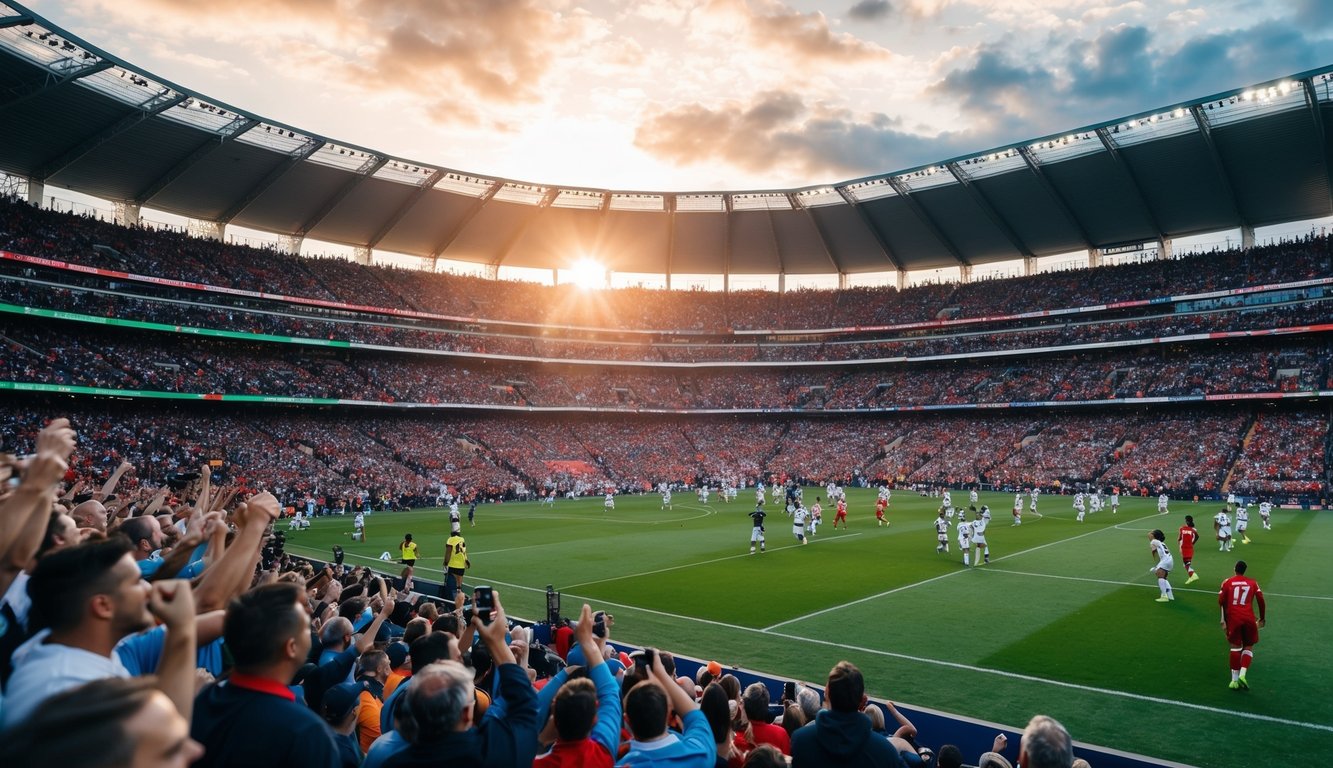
[0,1,1329,279]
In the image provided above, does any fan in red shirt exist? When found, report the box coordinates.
[1219,560,1266,690]
[1177,516,1201,585]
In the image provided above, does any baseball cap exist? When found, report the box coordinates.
[322,681,365,723]
[386,642,410,671]
[707,660,723,677]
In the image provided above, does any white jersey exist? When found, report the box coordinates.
[792,507,809,536]
[1236,509,1249,530]
[981,507,992,523]
[1215,511,1231,536]
[935,518,950,541]
[1014,493,1023,510]
[662,491,672,504]
[1259,502,1272,519]
[1151,539,1174,571]
[1158,494,1169,511]
[1227,493,1237,506]
[353,512,365,530]
[956,519,974,544]
[1073,494,1086,510]
[971,517,988,544]
[604,493,615,508]
[879,487,891,501]
[969,490,979,505]
[942,491,953,508]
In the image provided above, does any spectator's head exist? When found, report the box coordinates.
[431,613,460,637]
[118,516,162,562]
[717,673,741,702]
[417,602,439,622]
[781,701,805,736]
[937,745,964,768]
[322,681,364,731]
[1071,760,1092,768]
[399,662,475,743]
[700,683,732,748]
[745,744,786,768]
[1018,715,1073,768]
[864,704,886,733]
[223,582,311,678]
[796,686,821,722]
[358,650,390,683]
[410,631,460,674]
[319,616,353,652]
[70,500,108,533]
[741,682,771,722]
[0,675,202,768]
[39,510,79,558]
[402,617,430,647]
[825,660,866,713]
[551,677,598,742]
[27,536,148,640]
[624,679,670,741]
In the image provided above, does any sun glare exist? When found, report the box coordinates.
[567,258,607,290]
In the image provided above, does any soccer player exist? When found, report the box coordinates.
[699,486,710,504]
[792,504,809,545]
[833,496,848,529]
[1148,530,1175,603]
[1258,499,1273,530]
[1214,508,1233,551]
[661,487,673,510]
[1219,560,1266,690]
[448,501,462,534]
[1029,487,1040,516]
[874,497,887,526]
[540,489,555,507]
[352,510,366,542]
[971,508,991,565]
[956,515,974,567]
[604,491,615,511]
[1158,493,1170,515]
[756,482,766,506]
[1236,504,1251,544]
[1226,492,1238,512]
[1012,493,1023,526]
[1111,486,1120,514]
[468,498,477,527]
[749,505,767,554]
[1178,516,1200,584]
[1073,492,1086,523]
[942,490,953,510]
[934,510,950,554]
[809,499,822,536]
[969,488,979,506]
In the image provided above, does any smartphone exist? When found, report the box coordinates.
[473,586,495,623]
[593,610,607,638]
[634,647,656,670]
[783,681,796,702]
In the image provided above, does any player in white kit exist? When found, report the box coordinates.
[1074,493,1087,523]
[661,487,673,510]
[969,489,979,506]
[809,500,822,537]
[956,517,974,566]
[1012,493,1023,525]
[792,505,809,545]
[971,508,990,565]
[1258,500,1273,529]
[935,510,950,554]
[604,491,615,511]
[1236,505,1251,544]
[1214,509,1232,551]
[1158,493,1169,515]
[1149,529,1175,602]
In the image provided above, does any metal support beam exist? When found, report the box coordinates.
[834,187,903,271]
[34,92,188,180]
[722,195,733,294]
[1018,146,1095,249]
[665,196,676,290]
[364,169,443,250]
[945,162,1033,258]
[216,137,324,224]
[0,15,35,28]
[1189,106,1246,225]
[430,181,501,259]
[1301,77,1333,214]
[791,193,842,275]
[1094,127,1167,242]
[296,155,389,236]
[132,117,258,204]
[491,189,555,270]
[884,177,970,267]
[0,59,112,113]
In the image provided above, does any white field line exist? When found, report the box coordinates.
[562,531,865,590]
[287,542,1333,735]
[763,511,1164,631]
[984,567,1333,602]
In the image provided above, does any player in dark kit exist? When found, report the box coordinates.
[749,505,767,554]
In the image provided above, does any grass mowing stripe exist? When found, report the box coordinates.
[982,567,1333,601]
[764,509,1164,631]
[563,531,865,590]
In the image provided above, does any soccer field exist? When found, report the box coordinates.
[284,489,1333,768]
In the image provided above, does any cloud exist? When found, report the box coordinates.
[634,90,971,182]
[703,0,894,64]
[848,0,894,21]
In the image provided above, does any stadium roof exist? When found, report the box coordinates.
[0,1,1330,276]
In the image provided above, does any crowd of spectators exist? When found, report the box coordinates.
[3,271,1331,365]
[0,410,1102,767]
[1225,412,1328,496]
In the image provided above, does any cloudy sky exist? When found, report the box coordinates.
[20,0,1333,193]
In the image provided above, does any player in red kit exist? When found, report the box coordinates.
[875,497,888,526]
[1219,560,1266,690]
[833,497,848,529]
[1178,515,1200,585]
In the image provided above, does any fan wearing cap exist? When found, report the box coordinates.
[323,680,367,768]
[533,604,622,767]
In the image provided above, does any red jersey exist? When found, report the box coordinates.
[1219,575,1265,623]
[1177,525,1199,556]
[836,500,847,516]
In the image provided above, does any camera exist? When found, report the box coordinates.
[261,530,286,570]
[473,586,494,624]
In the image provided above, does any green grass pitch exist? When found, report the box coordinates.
[283,489,1333,768]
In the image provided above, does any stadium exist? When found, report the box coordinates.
[0,2,1329,768]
